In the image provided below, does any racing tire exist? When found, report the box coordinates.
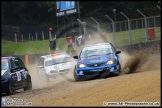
[118,62,121,74]
[24,76,32,91]
[114,63,121,76]
[7,79,16,95]
[74,68,83,81]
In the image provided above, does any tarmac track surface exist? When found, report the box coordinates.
[2,52,161,107]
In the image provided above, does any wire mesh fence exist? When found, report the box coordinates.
[78,7,161,46]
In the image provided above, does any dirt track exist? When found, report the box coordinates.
[2,51,161,107]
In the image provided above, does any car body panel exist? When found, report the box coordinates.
[74,43,121,80]
[37,52,74,79]
[1,56,31,95]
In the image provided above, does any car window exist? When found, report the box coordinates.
[15,58,26,68]
[80,45,114,58]
[45,57,71,66]
[10,58,17,68]
[1,59,9,70]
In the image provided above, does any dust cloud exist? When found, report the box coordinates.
[27,29,159,89]
[121,51,157,74]
[27,64,64,90]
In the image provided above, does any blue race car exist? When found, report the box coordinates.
[73,43,121,81]
[1,56,32,95]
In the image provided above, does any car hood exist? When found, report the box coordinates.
[1,70,7,76]
[79,54,115,64]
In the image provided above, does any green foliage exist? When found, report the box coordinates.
[1,1,160,26]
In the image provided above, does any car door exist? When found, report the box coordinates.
[10,58,21,87]
[15,58,28,86]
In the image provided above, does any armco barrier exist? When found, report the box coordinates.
[13,40,160,65]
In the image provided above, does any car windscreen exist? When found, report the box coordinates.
[80,45,114,58]
[45,57,72,66]
[1,59,9,70]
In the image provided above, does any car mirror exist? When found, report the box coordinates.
[73,56,78,59]
[116,51,121,54]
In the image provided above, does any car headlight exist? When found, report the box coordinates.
[107,60,116,64]
[78,63,85,68]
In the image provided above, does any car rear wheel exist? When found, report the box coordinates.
[24,76,32,91]
[7,79,16,95]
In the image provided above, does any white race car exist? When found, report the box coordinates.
[37,52,74,81]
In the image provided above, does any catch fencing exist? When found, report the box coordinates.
[1,25,51,42]
[76,6,161,46]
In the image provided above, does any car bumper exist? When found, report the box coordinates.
[75,64,120,77]
[46,69,71,77]
[1,80,10,94]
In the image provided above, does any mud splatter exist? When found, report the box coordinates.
[121,51,149,74]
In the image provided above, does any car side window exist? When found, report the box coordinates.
[15,58,26,68]
[14,59,20,67]
[10,58,17,69]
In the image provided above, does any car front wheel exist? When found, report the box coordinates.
[115,63,121,76]
[7,79,16,95]
[74,68,83,81]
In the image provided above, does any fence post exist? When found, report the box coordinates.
[15,33,17,42]
[42,31,44,40]
[154,17,156,27]
[49,31,52,40]
[136,19,138,29]
[90,17,100,41]
[90,17,100,32]
[105,14,116,46]
[22,34,23,42]
[64,16,66,37]
[137,9,148,42]
[36,32,37,41]
[29,33,30,41]
[77,19,87,45]
[125,21,127,31]
[148,18,150,28]
[120,12,132,44]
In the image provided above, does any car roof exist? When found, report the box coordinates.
[1,56,15,59]
[40,52,70,58]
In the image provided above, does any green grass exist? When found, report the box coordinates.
[1,27,161,55]
[1,38,68,55]
[106,27,161,46]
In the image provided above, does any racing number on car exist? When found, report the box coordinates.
[22,70,27,79]
[16,72,21,81]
